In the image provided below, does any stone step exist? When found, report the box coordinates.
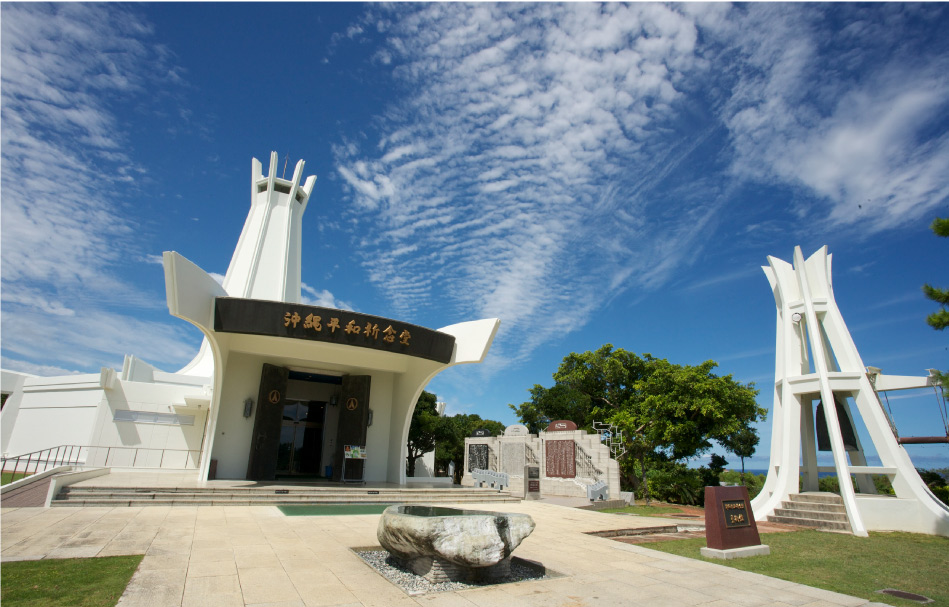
[57,488,504,498]
[58,485,500,495]
[52,485,521,507]
[780,500,846,513]
[767,515,851,531]
[772,507,849,522]
[786,492,846,505]
[54,491,515,501]
[52,495,521,507]
[54,494,518,503]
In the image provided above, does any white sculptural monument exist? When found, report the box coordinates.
[752,246,949,536]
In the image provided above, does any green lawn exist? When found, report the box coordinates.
[600,503,692,517]
[642,530,949,606]
[1,471,31,485]
[0,555,143,607]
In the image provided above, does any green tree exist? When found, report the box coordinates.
[923,217,949,390]
[433,413,505,484]
[511,344,765,502]
[722,425,760,485]
[405,391,440,477]
[508,383,592,434]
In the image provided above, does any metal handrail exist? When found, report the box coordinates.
[574,443,603,481]
[1,445,201,480]
[0,445,86,480]
[525,444,539,465]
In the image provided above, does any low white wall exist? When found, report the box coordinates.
[87,379,208,468]
[3,376,103,456]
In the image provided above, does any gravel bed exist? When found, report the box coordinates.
[354,550,549,595]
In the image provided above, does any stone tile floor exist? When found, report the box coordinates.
[1,499,887,607]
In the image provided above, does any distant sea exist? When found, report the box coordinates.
[741,469,840,478]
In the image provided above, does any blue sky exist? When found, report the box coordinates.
[2,3,948,470]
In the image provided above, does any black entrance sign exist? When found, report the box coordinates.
[721,500,751,528]
[214,298,456,364]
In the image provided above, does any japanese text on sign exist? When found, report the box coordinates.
[285,311,411,346]
[721,500,751,528]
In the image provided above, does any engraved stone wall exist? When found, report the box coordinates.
[467,444,489,472]
[501,442,526,476]
[545,440,576,478]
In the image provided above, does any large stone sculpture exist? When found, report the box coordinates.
[377,505,535,582]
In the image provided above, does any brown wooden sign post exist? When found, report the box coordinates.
[701,486,770,559]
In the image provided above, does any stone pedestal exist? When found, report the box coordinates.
[700,544,771,560]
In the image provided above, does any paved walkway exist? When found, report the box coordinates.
[1,500,883,607]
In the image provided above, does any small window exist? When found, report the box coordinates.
[113,410,195,426]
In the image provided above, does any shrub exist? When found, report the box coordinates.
[647,464,704,506]
[719,469,766,498]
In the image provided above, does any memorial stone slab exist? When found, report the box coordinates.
[471,428,493,437]
[546,420,578,432]
[545,439,576,478]
[504,424,530,437]
[525,465,541,500]
[501,442,526,476]
[701,485,770,559]
[467,443,489,472]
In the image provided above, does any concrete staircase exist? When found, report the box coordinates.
[52,485,520,507]
[768,492,851,532]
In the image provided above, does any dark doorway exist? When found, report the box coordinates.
[246,364,289,481]
[276,400,325,476]
[334,375,371,481]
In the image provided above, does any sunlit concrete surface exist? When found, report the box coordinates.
[2,500,882,607]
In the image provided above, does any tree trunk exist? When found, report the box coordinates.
[406,451,418,477]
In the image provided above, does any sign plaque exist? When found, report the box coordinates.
[702,486,769,559]
[524,465,541,500]
[546,420,578,432]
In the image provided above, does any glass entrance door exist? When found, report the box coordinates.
[275,400,325,476]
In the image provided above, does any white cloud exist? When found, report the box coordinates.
[336,4,714,362]
[1,3,191,374]
[715,4,949,234]
[301,284,352,311]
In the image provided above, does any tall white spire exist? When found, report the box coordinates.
[222,152,317,303]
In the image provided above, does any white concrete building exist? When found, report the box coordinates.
[1,153,499,486]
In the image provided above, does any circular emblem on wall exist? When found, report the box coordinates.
[346,397,359,411]
[268,390,281,404]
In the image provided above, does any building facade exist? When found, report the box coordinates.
[1,153,499,485]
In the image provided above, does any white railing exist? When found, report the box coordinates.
[1,445,201,480]
[575,443,602,482]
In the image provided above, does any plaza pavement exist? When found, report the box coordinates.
[1,498,888,607]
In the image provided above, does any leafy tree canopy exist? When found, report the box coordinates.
[510,344,765,501]
[923,217,948,392]
[405,391,441,477]
[434,413,505,484]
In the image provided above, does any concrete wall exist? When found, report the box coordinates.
[87,380,208,468]
[2,375,104,457]
[212,352,269,479]
[462,430,621,499]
